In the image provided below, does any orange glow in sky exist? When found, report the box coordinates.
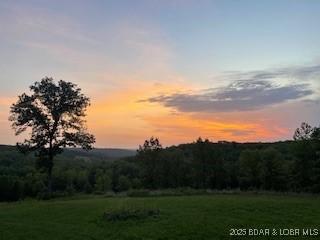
[84,80,296,148]
[0,1,319,148]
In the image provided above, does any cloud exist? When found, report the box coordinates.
[225,64,320,82]
[145,80,313,112]
[143,64,320,113]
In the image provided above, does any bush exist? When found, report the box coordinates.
[127,189,150,197]
[103,208,160,222]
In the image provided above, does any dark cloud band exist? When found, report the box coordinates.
[143,64,319,112]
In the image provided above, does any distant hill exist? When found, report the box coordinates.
[64,148,136,159]
[0,145,136,163]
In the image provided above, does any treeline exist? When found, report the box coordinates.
[1,137,320,201]
[0,147,138,201]
[135,137,320,192]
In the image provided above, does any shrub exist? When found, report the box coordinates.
[127,189,150,197]
[103,208,160,222]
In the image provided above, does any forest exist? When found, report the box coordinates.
[1,122,320,201]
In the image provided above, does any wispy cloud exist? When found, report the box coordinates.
[0,2,99,45]
[224,64,320,82]
[143,64,319,113]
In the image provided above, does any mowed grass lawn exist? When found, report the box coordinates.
[1,194,320,240]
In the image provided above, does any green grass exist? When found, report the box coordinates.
[1,194,320,240]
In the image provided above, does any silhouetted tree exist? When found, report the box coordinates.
[138,137,162,152]
[137,137,162,189]
[293,122,314,140]
[239,149,261,190]
[9,77,95,195]
[311,127,320,140]
[292,122,319,191]
[291,140,316,191]
[95,172,112,192]
[260,148,286,191]
[192,137,210,188]
[118,175,131,191]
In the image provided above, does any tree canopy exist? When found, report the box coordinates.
[9,77,95,193]
[293,122,320,141]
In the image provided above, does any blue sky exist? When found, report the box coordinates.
[0,0,319,147]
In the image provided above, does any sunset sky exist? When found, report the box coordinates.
[0,0,320,148]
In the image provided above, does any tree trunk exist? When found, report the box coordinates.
[47,144,54,196]
[47,162,53,195]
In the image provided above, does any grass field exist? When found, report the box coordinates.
[1,194,320,240]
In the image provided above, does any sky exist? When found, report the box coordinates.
[0,0,319,148]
